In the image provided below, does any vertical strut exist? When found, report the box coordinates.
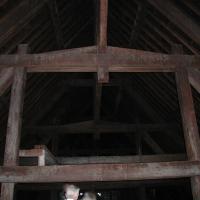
[1,44,28,200]
[174,44,200,200]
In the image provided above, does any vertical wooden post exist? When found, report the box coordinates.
[174,44,200,200]
[1,44,28,200]
[96,0,109,83]
[94,0,108,140]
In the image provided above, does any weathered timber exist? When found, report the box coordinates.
[97,0,108,52]
[147,0,200,45]
[96,0,109,82]
[1,44,28,200]
[175,44,200,200]
[0,161,200,183]
[19,148,44,166]
[3,45,27,165]
[0,0,46,48]
[19,149,43,158]
[0,47,199,72]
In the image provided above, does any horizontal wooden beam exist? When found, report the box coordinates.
[25,121,179,135]
[57,154,186,165]
[0,47,199,72]
[0,161,200,183]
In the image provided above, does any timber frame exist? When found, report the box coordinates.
[1,0,200,200]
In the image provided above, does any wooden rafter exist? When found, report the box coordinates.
[0,0,46,49]
[47,0,64,48]
[97,0,108,52]
[129,0,147,47]
[147,0,200,45]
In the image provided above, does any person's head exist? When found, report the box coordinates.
[82,192,97,200]
[63,184,80,200]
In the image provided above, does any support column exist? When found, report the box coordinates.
[1,44,28,200]
[96,0,109,82]
[175,44,200,200]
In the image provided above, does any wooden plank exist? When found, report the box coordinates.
[3,45,27,165]
[1,44,28,200]
[175,44,200,200]
[19,149,43,158]
[0,161,200,183]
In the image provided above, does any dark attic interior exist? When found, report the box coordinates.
[0,0,200,200]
